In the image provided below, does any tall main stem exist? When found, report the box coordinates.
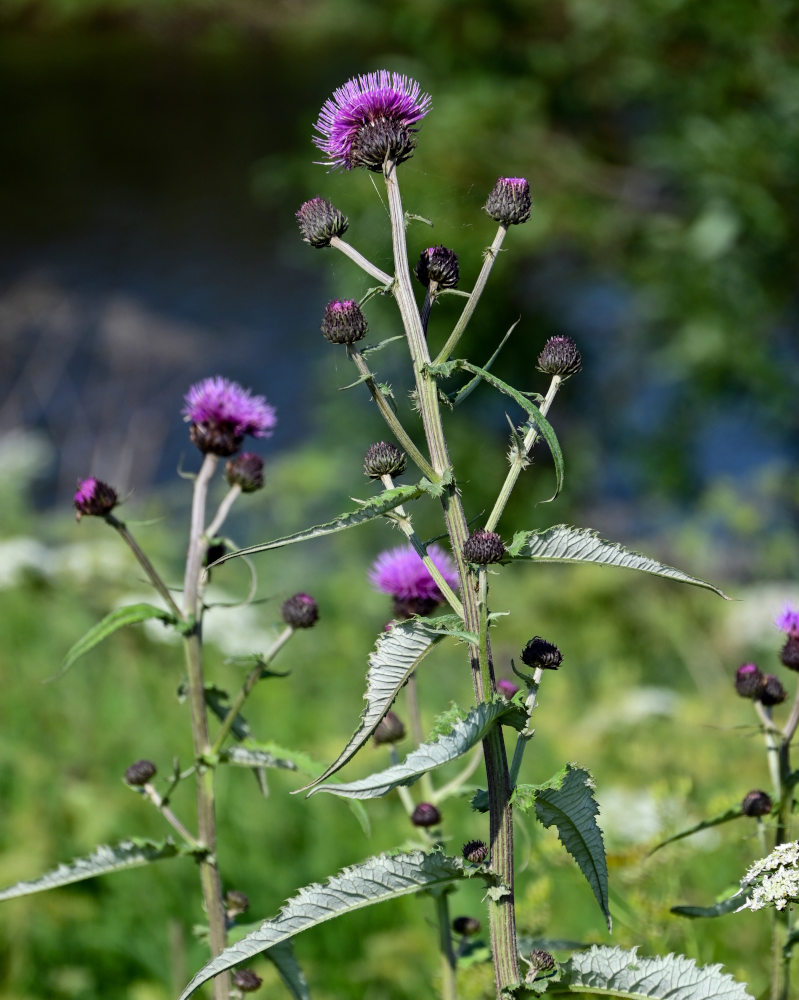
[383,160,520,994]
[183,453,230,1000]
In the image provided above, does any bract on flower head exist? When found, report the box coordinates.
[369,543,458,615]
[183,376,276,456]
[74,477,118,520]
[314,70,432,171]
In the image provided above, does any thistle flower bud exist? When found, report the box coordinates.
[781,635,799,672]
[537,335,582,378]
[759,674,787,706]
[452,915,481,936]
[296,196,349,247]
[74,477,118,520]
[735,663,764,698]
[415,246,460,289]
[281,593,319,629]
[528,949,556,974]
[363,441,407,479]
[462,840,488,863]
[484,177,531,226]
[741,790,772,817]
[226,452,264,493]
[462,530,505,565]
[373,711,406,745]
[521,636,563,671]
[411,802,441,828]
[124,759,157,786]
[232,969,262,993]
[497,678,519,699]
[321,299,368,345]
[224,889,250,918]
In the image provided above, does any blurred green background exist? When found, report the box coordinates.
[1,0,798,997]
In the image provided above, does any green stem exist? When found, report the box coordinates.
[205,484,242,541]
[485,375,561,533]
[141,781,201,849]
[432,225,507,367]
[330,235,393,286]
[107,515,182,620]
[435,890,459,1000]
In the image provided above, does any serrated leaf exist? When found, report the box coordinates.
[60,604,177,675]
[264,940,311,1000]
[210,484,425,566]
[413,613,476,645]
[220,747,298,770]
[649,806,742,855]
[309,701,513,799]
[518,764,610,931]
[0,839,180,901]
[555,944,753,999]
[449,318,520,407]
[426,359,563,498]
[237,741,323,779]
[177,852,473,1000]
[506,524,728,598]
[297,619,443,792]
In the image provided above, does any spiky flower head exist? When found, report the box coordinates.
[369,543,459,618]
[314,71,432,171]
[225,452,264,493]
[462,530,505,565]
[484,177,532,226]
[742,790,772,818]
[735,663,764,699]
[452,915,481,936]
[415,246,460,289]
[183,377,276,457]
[363,441,407,479]
[777,606,799,636]
[124,759,157,786]
[281,593,319,629]
[296,196,349,247]
[537,335,582,378]
[411,802,441,827]
[321,299,368,345]
[232,969,262,993]
[521,636,563,670]
[462,840,488,863]
[373,710,406,745]
[760,674,787,706]
[74,477,118,520]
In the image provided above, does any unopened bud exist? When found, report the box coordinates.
[521,636,563,671]
[741,790,772,817]
[462,839,488,864]
[124,760,157,786]
[452,915,481,936]
[537,335,582,378]
[373,711,406,745]
[415,246,460,289]
[321,299,368,345]
[225,889,250,918]
[735,663,764,698]
[281,593,319,629]
[781,635,799,672]
[760,674,787,706]
[462,530,505,565]
[364,442,407,479]
[296,197,349,248]
[226,452,264,493]
[484,177,531,226]
[411,802,441,828]
[232,968,262,992]
[74,477,118,520]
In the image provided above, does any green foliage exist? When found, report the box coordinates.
[60,602,178,677]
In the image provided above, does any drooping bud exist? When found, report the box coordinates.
[226,452,264,493]
[296,197,349,247]
[415,246,460,289]
[74,477,118,520]
[232,968,262,993]
[364,442,407,479]
[321,299,368,345]
[537,335,582,378]
[759,674,787,706]
[373,711,406,745]
[462,840,488,864]
[281,593,319,629]
[497,679,519,699]
[521,636,563,671]
[224,889,250,918]
[735,663,764,699]
[462,530,505,565]
[780,635,799,672]
[452,915,481,936]
[124,759,157,786]
[741,790,772,817]
[484,177,531,226]
[411,802,441,828]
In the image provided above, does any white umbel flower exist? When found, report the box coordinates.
[737,841,799,912]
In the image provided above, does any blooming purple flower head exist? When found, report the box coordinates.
[369,543,458,618]
[73,477,118,520]
[183,376,276,456]
[497,679,520,700]
[314,70,432,171]
[776,606,799,636]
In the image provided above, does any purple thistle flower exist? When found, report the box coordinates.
[497,679,519,699]
[73,477,118,520]
[776,605,799,636]
[313,70,432,171]
[183,376,276,456]
[369,543,458,609]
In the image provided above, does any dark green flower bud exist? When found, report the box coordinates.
[124,760,157,786]
[521,636,563,671]
[452,915,481,936]
[462,530,505,565]
[415,246,460,289]
[760,674,787,706]
[296,197,349,248]
[462,839,488,863]
[373,711,406,745]
[537,335,582,378]
[232,968,262,992]
[321,299,368,345]
[741,790,772,817]
[484,177,531,226]
[364,442,407,479]
[411,802,441,828]
[226,452,264,493]
[281,593,319,629]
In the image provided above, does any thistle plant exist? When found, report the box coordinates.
[0,71,757,1000]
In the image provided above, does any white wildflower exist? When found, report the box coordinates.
[737,841,799,912]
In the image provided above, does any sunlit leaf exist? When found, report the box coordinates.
[59,603,177,676]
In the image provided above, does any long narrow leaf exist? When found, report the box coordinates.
[60,603,177,675]
[309,700,516,799]
[264,941,310,1000]
[0,839,180,901]
[210,484,425,565]
[177,852,473,1000]
[220,747,298,771]
[649,806,742,855]
[297,619,443,792]
[507,524,728,598]
[671,891,748,919]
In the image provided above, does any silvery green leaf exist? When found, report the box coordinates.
[557,945,753,999]
[308,700,514,799]
[177,851,472,1000]
[297,619,443,792]
[0,839,180,901]
[506,524,728,597]
[58,603,177,677]
[220,747,297,771]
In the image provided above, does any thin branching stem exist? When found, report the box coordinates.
[205,484,242,541]
[141,782,201,849]
[107,515,183,620]
[329,235,393,286]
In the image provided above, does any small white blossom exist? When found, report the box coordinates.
[737,841,799,912]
